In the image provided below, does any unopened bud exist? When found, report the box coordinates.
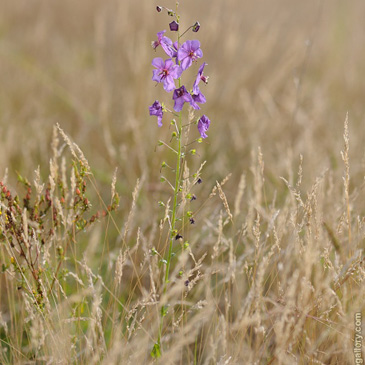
[156,5,162,12]
[192,21,200,32]
[169,21,179,32]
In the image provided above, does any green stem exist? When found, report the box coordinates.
[164,113,182,287]
[156,111,182,350]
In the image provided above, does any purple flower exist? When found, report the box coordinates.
[192,91,206,105]
[193,62,208,95]
[152,58,182,92]
[149,100,164,127]
[172,86,200,112]
[197,115,211,139]
[191,63,208,105]
[151,30,175,57]
[177,40,203,70]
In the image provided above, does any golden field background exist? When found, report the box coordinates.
[0,0,364,364]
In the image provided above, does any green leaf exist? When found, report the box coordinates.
[161,305,169,317]
[151,342,161,358]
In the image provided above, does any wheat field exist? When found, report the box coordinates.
[0,0,364,364]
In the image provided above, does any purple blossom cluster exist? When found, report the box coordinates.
[149,27,211,139]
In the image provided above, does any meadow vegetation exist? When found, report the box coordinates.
[0,0,364,364]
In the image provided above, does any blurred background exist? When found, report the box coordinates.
[0,2,364,362]
[0,0,364,210]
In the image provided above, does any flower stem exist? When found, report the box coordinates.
[164,111,182,287]
[156,110,182,352]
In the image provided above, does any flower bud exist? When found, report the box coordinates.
[167,9,174,16]
[156,6,162,12]
[169,21,179,31]
[192,21,200,32]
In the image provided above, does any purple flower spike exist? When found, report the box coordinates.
[173,86,200,112]
[151,30,175,57]
[177,40,203,70]
[152,58,182,92]
[197,115,211,139]
[169,21,179,32]
[149,101,164,127]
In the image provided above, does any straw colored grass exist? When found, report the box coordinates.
[0,0,364,364]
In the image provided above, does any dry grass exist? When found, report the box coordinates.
[0,0,364,364]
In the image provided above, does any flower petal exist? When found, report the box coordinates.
[163,76,176,92]
[152,57,164,69]
[152,69,162,83]
[190,40,201,51]
[177,48,189,62]
[180,57,192,71]
[192,91,206,104]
